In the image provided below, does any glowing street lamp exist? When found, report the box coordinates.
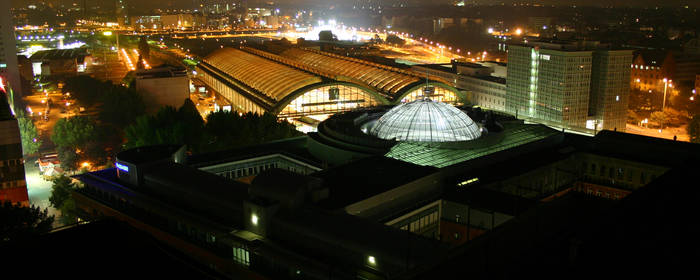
[662,78,671,111]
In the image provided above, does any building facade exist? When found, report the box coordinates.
[134,66,190,113]
[0,90,29,206]
[589,50,634,132]
[506,44,592,131]
[0,0,21,98]
[506,41,632,133]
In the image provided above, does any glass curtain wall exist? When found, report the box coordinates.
[280,84,381,117]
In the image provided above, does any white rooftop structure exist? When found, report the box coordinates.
[370,98,482,142]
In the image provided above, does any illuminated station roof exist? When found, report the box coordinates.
[199,46,458,111]
[201,48,323,104]
[275,48,427,98]
[370,98,482,142]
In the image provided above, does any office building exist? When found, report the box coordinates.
[589,50,633,132]
[506,41,633,133]
[116,0,129,26]
[30,48,92,78]
[0,0,21,99]
[71,96,700,279]
[0,88,29,206]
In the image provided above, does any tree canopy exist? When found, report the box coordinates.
[51,116,96,149]
[385,34,406,46]
[0,201,54,242]
[138,36,151,60]
[125,103,301,154]
[124,99,205,151]
[15,112,41,155]
[202,110,302,153]
[62,76,146,128]
[62,75,112,107]
[98,85,146,128]
[52,116,113,170]
[49,175,78,225]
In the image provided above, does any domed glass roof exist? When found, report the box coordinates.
[370,99,481,142]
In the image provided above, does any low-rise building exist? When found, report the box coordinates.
[161,13,207,30]
[29,48,91,78]
[134,66,190,112]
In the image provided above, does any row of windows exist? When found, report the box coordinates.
[1,180,26,189]
[233,247,250,267]
[581,187,624,200]
[218,162,279,179]
[0,158,23,167]
[399,211,439,233]
[216,162,309,180]
[584,161,657,185]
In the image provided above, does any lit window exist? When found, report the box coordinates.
[251,214,259,226]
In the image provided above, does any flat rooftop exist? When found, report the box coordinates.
[311,156,438,210]
[386,122,561,168]
[187,136,319,169]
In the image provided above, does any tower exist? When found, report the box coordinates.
[0,0,21,99]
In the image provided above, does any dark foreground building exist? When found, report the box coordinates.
[65,100,700,279]
[0,89,28,206]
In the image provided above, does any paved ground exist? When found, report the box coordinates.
[626,123,690,142]
[24,159,64,228]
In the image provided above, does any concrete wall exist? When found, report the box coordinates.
[136,75,190,112]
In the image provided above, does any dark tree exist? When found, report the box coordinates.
[138,36,151,60]
[99,86,145,128]
[15,111,41,155]
[688,115,700,143]
[0,201,54,242]
[49,175,74,209]
[57,146,79,171]
[124,100,204,151]
[51,116,96,149]
[203,110,301,152]
[319,30,337,41]
[62,76,111,107]
[385,34,406,46]
[49,175,78,224]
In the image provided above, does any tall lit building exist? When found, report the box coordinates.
[589,50,634,132]
[0,0,21,99]
[0,87,29,206]
[506,41,632,133]
[116,0,128,26]
[506,43,592,131]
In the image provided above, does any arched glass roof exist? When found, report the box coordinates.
[370,99,481,142]
[277,48,425,97]
[202,48,323,101]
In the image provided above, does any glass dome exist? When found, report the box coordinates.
[370,98,481,142]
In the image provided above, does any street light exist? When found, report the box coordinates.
[662,78,672,111]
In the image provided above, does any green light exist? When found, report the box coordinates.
[251,214,259,226]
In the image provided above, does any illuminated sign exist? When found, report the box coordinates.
[115,162,129,173]
[541,54,551,61]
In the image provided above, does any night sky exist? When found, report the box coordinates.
[12,0,700,10]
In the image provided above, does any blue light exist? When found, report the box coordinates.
[116,162,129,173]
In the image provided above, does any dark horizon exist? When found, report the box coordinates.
[11,0,700,10]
